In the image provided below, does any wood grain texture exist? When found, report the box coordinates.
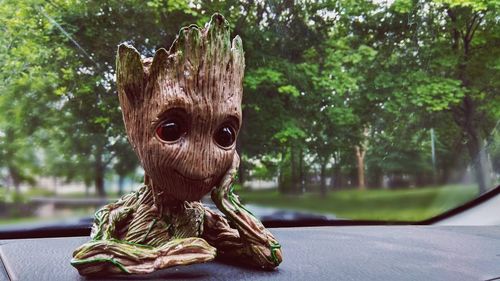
[117,13,244,203]
[71,14,281,276]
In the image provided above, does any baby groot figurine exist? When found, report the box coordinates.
[70,14,282,275]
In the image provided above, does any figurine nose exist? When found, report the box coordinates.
[177,133,221,180]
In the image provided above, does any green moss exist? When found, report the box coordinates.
[269,242,281,266]
[108,238,154,249]
[141,218,157,243]
[70,257,130,274]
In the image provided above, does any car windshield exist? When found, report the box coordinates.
[0,0,499,230]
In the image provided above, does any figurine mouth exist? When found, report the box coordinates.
[174,169,213,182]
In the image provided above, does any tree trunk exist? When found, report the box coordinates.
[334,166,342,189]
[278,166,284,194]
[414,171,426,187]
[355,145,366,190]
[465,125,489,193]
[118,174,125,196]
[290,146,295,193]
[95,168,105,197]
[290,145,301,194]
[53,177,58,195]
[299,147,305,193]
[331,153,342,190]
[448,8,489,193]
[278,149,290,194]
[439,164,450,185]
[5,129,20,194]
[368,165,383,188]
[8,165,21,194]
[319,160,327,197]
[95,150,106,197]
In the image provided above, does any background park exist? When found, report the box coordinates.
[0,0,499,225]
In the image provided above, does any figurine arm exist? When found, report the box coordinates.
[71,188,216,275]
[71,237,216,275]
[204,154,282,269]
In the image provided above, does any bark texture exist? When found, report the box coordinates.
[71,14,282,276]
[355,145,366,190]
[116,13,244,203]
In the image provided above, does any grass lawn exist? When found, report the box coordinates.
[238,184,479,221]
[0,184,481,225]
[0,207,97,226]
[0,216,44,226]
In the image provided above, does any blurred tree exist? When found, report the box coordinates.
[1,0,198,196]
[359,0,499,191]
[0,0,498,198]
[112,140,139,196]
[0,0,61,192]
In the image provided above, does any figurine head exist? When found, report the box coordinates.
[116,14,244,202]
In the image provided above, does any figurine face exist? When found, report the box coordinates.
[116,15,245,202]
[139,66,242,201]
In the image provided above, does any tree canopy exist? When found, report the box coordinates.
[0,0,498,196]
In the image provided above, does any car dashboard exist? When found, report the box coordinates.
[1,226,500,281]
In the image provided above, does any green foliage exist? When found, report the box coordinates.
[436,0,500,10]
[273,122,306,144]
[245,68,284,91]
[392,0,414,13]
[0,0,498,198]
[277,85,300,98]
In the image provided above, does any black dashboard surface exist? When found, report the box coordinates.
[1,226,500,281]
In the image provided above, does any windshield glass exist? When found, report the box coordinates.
[0,0,499,228]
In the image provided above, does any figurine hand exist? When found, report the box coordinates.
[71,237,216,275]
[209,153,282,268]
[211,153,261,237]
[211,152,268,243]
[212,152,240,203]
[154,237,216,270]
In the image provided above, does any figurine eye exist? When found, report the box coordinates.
[156,115,187,142]
[214,123,236,148]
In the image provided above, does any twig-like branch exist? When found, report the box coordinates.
[468,12,485,43]
[465,12,479,42]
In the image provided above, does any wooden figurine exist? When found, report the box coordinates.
[71,13,282,275]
